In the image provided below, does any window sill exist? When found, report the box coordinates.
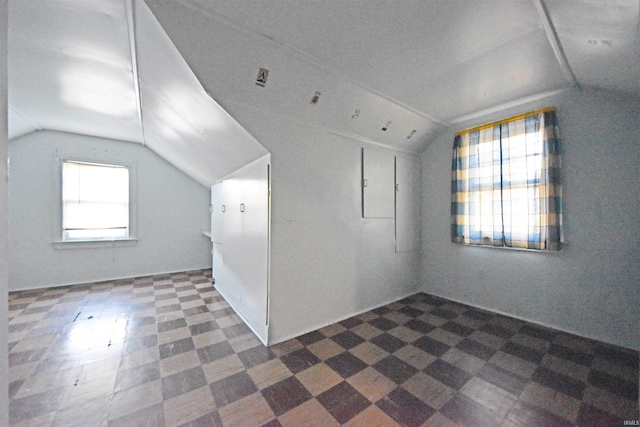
[52,238,138,250]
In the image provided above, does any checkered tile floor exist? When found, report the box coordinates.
[8,269,639,426]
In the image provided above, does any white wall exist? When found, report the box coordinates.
[8,130,212,290]
[226,105,421,344]
[420,88,640,350]
[1,0,10,422]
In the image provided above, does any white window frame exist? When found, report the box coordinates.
[53,157,137,249]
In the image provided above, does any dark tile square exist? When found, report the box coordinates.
[162,366,208,400]
[440,394,502,427]
[339,316,363,328]
[422,295,447,306]
[9,387,65,424]
[317,381,370,424]
[519,324,557,341]
[212,307,235,319]
[456,338,495,361]
[280,348,321,374]
[441,321,474,337]
[158,337,195,359]
[179,411,223,427]
[376,387,434,427]
[197,341,235,364]
[477,362,528,396]
[594,343,639,369]
[261,376,312,416]
[238,345,275,369]
[331,330,365,350]
[404,319,435,334]
[189,320,218,336]
[423,359,471,390]
[429,308,458,320]
[588,370,638,401]
[184,305,209,317]
[178,294,201,303]
[501,341,543,364]
[296,330,325,346]
[9,379,25,399]
[506,400,573,427]
[157,318,187,333]
[398,306,424,318]
[548,343,593,367]
[155,292,177,302]
[412,336,450,357]
[373,355,418,384]
[532,366,585,399]
[210,371,258,407]
[108,402,165,427]
[325,352,368,378]
[462,309,493,322]
[114,361,161,392]
[222,322,251,339]
[156,304,181,315]
[576,403,624,426]
[8,348,48,367]
[370,333,407,354]
[368,317,398,331]
[372,306,392,315]
[480,323,515,339]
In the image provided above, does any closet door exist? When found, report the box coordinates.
[395,155,421,252]
[362,147,395,218]
[237,159,269,341]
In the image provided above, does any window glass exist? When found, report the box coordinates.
[62,161,129,240]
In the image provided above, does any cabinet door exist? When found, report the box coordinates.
[362,148,395,218]
[211,182,225,244]
[395,155,421,252]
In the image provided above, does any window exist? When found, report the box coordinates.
[451,108,562,250]
[62,160,130,241]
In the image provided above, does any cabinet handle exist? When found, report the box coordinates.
[396,184,399,191]
[240,203,245,212]
[363,179,368,188]
[221,205,226,212]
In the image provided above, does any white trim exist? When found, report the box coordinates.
[52,238,138,250]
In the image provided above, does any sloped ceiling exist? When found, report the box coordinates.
[7,0,640,185]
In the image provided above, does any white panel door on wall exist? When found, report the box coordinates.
[213,154,270,344]
[362,147,395,218]
[395,155,421,252]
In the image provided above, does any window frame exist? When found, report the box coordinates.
[53,156,137,248]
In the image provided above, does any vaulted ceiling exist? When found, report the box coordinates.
[8,0,640,185]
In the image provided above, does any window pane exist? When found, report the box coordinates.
[62,161,129,240]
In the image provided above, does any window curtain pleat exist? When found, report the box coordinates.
[451,109,562,250]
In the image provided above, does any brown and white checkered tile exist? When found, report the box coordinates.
[7,271,640,426]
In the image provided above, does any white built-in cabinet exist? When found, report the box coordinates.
[361,147,420,252]
[210,154,270,344]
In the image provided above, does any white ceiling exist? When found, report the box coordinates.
[7,0,640,185]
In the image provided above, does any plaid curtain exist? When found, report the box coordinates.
[451,109,562,250]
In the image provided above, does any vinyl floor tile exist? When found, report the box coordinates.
[7,269,639,427]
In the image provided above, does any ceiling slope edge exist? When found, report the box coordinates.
[144,0,445,155]
[134,0,268,186]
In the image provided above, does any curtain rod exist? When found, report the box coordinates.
[455,107,555,136]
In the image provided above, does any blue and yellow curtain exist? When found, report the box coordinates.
[451,108,562,250]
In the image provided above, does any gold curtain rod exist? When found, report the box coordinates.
[455,107,555,136]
